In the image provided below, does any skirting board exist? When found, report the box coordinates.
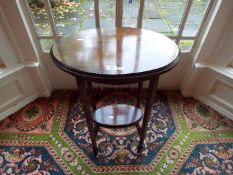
[0,93,38,121]
[194,93,233,121]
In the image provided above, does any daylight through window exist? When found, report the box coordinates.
[23,0,213,52]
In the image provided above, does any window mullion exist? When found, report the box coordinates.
[44,0,58,40]
[176,0,193,44]
[19,1,40,39]
[116,0,123,27]
[137,0,145,28]
[180,36,195,40]
[189,0,214,53]
[168,36,176,40]
[94,0,100,28]
[17,0,45,55]
[38,35,54,39]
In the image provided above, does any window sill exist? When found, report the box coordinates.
[196,62,233,81]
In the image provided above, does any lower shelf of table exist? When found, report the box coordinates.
[92,104,143,128]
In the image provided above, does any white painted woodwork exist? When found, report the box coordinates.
[194,67,233,119]
[0,17,19,67]
[0,1,52,120]
[0,66,38,120]
[181,0,233,120]
[0,1,37,62]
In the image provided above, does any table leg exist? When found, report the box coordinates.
[136,123,141,135]
[86,80,96,110]
[76,77,98,154]
[94,124,100,137]
[138,76,159,153]
[137,81,143,108]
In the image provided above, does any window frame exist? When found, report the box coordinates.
[19,0,214,53]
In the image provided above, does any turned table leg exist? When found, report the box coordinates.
[137,81,143,108]
[138,76,159,153]
[86,80,96,110]
[76,77,98,154]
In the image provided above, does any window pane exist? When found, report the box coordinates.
[51,0,95,35]
[79,0,97,30]
[27,0,52,35]
[99,0,116,27]
[179,40,194,52]
[122,0,140,28]
[143,0,187,36]
[40,39,54,51]
[182,0,210,37]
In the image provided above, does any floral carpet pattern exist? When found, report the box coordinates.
[0,144,67,174]
[182,97,233,132]
[0,89,232,175]
[0,97,58,133]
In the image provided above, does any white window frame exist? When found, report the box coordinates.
[19,0,214,53]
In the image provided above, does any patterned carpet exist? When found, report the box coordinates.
[0,89,232,175]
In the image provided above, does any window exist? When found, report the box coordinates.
[22,0,213,52]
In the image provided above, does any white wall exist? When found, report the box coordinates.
[43,51,190,89]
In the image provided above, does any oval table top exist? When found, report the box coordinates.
[51,27,180,80]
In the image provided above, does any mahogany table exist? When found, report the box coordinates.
[50,27,180,154]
